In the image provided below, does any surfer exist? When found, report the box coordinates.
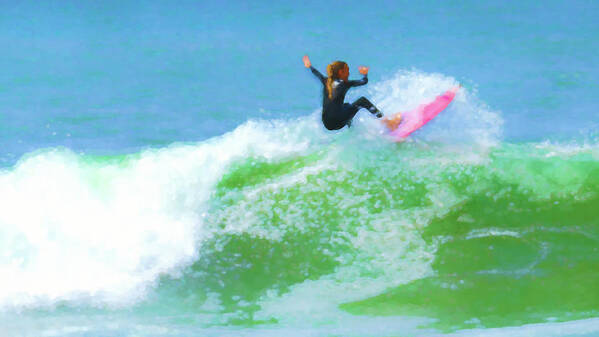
[303,55,383,130]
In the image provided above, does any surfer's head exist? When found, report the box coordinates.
[326,61,349,99]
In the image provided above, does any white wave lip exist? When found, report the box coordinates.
[0,118,322,309]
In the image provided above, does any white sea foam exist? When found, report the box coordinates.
[0,117,325,309]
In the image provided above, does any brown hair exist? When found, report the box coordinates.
[326,61,348,99]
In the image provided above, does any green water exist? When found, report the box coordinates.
[142,141,599,331]
[2,140,598,336]
[342,148,599,331]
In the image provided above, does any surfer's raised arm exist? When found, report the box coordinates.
[303,55,326,84]
[348,66,369,87]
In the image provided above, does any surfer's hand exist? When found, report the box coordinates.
[375,112,383,118]
[302,55,311,68]
[358,66,369,75]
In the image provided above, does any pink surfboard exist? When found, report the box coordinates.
[384,86,459,141]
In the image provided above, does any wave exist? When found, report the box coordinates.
[0,115,325,309]
[2,70,598,331]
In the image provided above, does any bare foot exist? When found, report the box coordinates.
[382,113,402,130]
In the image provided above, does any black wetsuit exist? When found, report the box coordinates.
[310,66,381,130]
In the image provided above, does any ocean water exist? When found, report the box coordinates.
[1,1,599,336]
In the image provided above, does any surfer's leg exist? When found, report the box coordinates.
[352,97,383,118]
[341,103,359,128]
